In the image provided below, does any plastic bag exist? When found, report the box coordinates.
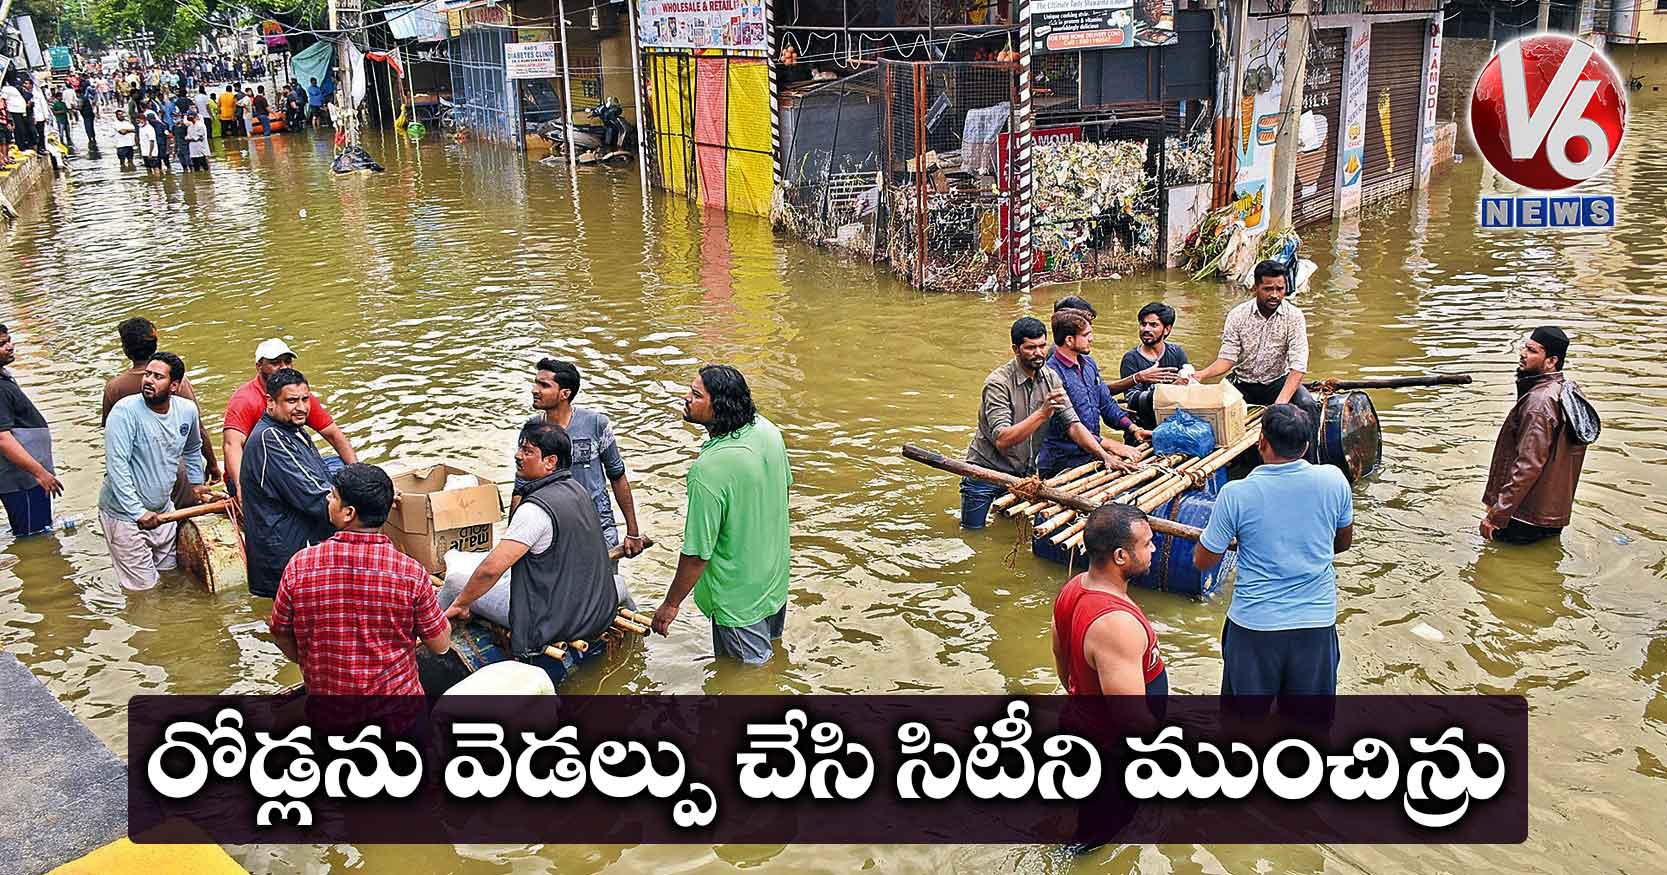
[1561,380,1601,445]
[1151,409,1216,459]
[330,144,384,174]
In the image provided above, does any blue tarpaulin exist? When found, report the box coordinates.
[291,40,335,91]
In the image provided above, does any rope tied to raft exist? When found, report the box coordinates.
[1005,512,1035,570]
[1009,475,1043,501]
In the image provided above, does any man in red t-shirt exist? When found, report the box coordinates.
[270,462,450,696]
[1051,503,1168,698]
[222,338,357,495]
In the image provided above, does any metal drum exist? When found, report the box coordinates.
[1316,390,1383,483]
[1132,492,1231,597]
[175,513,246,594]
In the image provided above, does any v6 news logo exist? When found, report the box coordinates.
[1469,34,1626,229]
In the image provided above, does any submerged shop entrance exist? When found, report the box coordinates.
[644,52,773,217]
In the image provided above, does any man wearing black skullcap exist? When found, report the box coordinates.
[1482,326,1588,544]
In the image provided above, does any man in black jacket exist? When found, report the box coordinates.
[445,420,617,687]
[240,369,334,597]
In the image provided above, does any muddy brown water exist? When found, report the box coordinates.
[1,107,1665,872]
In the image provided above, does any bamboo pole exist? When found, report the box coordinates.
[1007,445,1157,517]
[902,445,1206,542]
[612,615,649,635]
[1306,374,1472,391]
[155,499,233,525]
[992,459,1101,510]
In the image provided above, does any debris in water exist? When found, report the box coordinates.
[227,621,267,635]
[1411,622,1444,642]
[1615,534,1631,545]
[298,208,308,218]
[331,145,385,174]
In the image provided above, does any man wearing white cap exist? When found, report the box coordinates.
[222,339,357,498]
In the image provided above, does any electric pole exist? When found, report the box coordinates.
[1267,0,1311,234]
[330,0,362,154]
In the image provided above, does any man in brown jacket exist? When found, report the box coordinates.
[1482,326,1587,544]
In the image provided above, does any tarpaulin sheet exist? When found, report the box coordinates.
[292,40,335,92]
[723,59,771,216]
[650,55,691,197]
[694,56,727,211]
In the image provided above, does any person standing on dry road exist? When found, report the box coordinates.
[651,365,792,665]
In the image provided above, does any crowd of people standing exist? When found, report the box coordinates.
[2,54,331,178]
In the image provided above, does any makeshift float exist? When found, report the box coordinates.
[904,374,1470,597]
[416,537,656,696]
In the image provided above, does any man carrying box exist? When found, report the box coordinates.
[240,369,336,598]
[270,463,452,697]
[1191,261,1322,449]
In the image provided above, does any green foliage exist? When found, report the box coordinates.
[58,0,326,55]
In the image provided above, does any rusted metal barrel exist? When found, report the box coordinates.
[175,513,246,594]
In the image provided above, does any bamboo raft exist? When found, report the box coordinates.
[904,373,1473,594]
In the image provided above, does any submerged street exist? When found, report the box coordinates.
[2,104,1666,872]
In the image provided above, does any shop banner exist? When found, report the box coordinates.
[261,20,289,50]
[1032,0,1177,54]
[506,42,559,79]
[637,0,768,52]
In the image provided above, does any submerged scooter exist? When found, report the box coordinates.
[537,97,637,167]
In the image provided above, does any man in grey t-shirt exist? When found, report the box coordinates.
[512,359,647,607]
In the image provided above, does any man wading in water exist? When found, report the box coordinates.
[512,359,647,609]
[1482,326,1590,544]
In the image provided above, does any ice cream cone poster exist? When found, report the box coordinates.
[1234,179,1268,233]
[1377,88,1395,173]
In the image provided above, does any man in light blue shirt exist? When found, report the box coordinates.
[1194,403,1353,700]
[100,353,209,591]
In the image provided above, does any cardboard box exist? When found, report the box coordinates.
[381,462,502,574]
[1153,382,1248,449]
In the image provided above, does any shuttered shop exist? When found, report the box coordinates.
[1292,28,1347,226]
[1361,20,1425,207]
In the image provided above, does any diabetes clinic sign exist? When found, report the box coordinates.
[1469,34,1626,230]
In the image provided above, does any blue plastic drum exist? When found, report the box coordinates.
[1316,390,1383,483]
[417,620,510,695]
[1131,491,1231,597]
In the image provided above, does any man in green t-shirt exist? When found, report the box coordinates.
[651,365,791,664]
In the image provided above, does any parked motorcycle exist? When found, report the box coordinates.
[536,97,636,167]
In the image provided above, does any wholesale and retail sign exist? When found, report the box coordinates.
[1470,34,1625,230]
[637,0,767,52]
[505,41,558,79]
[1032,0,1177,52]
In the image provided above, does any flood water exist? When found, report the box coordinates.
[2,103,1665,873]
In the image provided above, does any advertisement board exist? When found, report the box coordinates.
[637,0,768,52]
[1032,0,1176,54]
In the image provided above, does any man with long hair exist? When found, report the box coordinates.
[651,365,792,665]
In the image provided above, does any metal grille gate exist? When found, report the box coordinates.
[1293,27,1347,226]
[1362,20,1426,207]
